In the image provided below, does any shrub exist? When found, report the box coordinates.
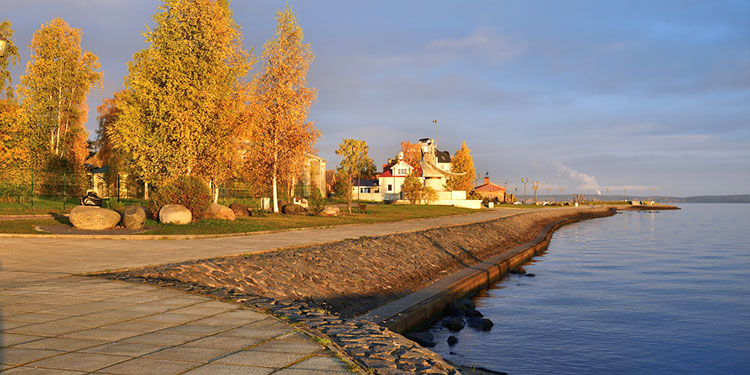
[148,176,211,220]
[308,187,326,215]
[402,174,423,204]
[358,202,367,213]
[422,187,438,204]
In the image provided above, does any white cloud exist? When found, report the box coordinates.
[427,29,526,63]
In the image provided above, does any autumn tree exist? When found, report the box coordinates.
[109,0,253,200]
[18,17,101,177]
[245,5,318,213]
[1,20,21,100]
[335,139,372,213]
[447,141,476,192]
[402,173,423,204]
[0,20,28,179]
[399,140,421,168]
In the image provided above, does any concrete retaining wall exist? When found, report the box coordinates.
[361,208,616,333]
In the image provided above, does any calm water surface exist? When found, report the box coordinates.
[428,204,750,374]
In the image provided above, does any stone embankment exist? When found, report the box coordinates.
[99,207,615,374]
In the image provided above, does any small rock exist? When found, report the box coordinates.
[229,202,250,217]
[281,203,307,215]
[510,267,526,275]
[445,301,467,316]
[464,308,483,318]
[441,317,464,332]
[457,299,476,310]
[122,205,146,229]
[404,332,436,347]
[524,273,536,277]
[447,335,459,346]
[69,206,121,230]
[467,317,494,331]
[204,203,236,221]
[159,204,192,224]
[321,205,340,216]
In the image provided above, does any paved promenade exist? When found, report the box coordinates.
[0,208,528,374]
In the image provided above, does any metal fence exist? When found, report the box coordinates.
[0,167,90,211]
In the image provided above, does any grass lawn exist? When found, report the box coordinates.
[0,197,80,215]
[0,219,62,234]
[141,204,476,235]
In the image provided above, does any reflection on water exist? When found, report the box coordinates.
[428,204,750,375]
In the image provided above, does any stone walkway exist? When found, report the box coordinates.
[0,208,530,374]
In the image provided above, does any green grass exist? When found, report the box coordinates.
[139,204,474,236]
[0,197,145,215]
[0,219,62,234]
[0,197,80,215]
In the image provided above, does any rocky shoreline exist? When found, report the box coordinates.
[96,207,616,374]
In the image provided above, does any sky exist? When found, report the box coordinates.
[4,0,750,197]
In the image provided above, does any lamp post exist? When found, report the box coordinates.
[432,119,438,144]
[521,178,528,203]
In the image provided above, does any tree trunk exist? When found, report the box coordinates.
[144,181,149,201]
[272,172,279,213]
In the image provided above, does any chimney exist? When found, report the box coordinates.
[484,176,490,184]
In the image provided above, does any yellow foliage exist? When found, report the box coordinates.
[447,141,476,192]
[110,0,254,187]
[245,5,318,212]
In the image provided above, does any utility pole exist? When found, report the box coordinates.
[433,120,438,144]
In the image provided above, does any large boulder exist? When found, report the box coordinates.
[321,205,340,216]
[122,205,147,229]
[69,206,121,230]
[205,203,236,221]
[159,204,192,224]
[281,203,307,215]
[229,202,250,217]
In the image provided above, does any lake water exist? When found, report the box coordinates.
[428,204,750,374]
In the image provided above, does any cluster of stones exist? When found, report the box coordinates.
[405,299,494,349]
[69,205,147,230]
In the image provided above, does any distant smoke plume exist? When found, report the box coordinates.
[555,163,602,192]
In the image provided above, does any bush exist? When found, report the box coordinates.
[148,176,211,220]
[358,202,367,213]
[308,187,326,215]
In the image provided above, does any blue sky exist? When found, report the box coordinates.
[5,0,749,196]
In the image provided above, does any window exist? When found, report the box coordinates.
[397,168,408,175]
[360,187,371,194]
[387,184,393,192]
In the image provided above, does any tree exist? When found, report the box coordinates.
[402,173,423,204]
[447,141,476,192]
[19,18,101,170]
[245,5,318,213]
[109,0,253,200]
[399,140,421,168]
[1,20,21,100]
[0,20,28,179]
[335,139,371,214]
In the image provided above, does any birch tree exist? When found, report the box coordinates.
[335,139,371,214]
[109,0,253,197]
[18,17,102,168]
[0,20,28,175]
[1,20,21,100]
[246,5,318,213]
